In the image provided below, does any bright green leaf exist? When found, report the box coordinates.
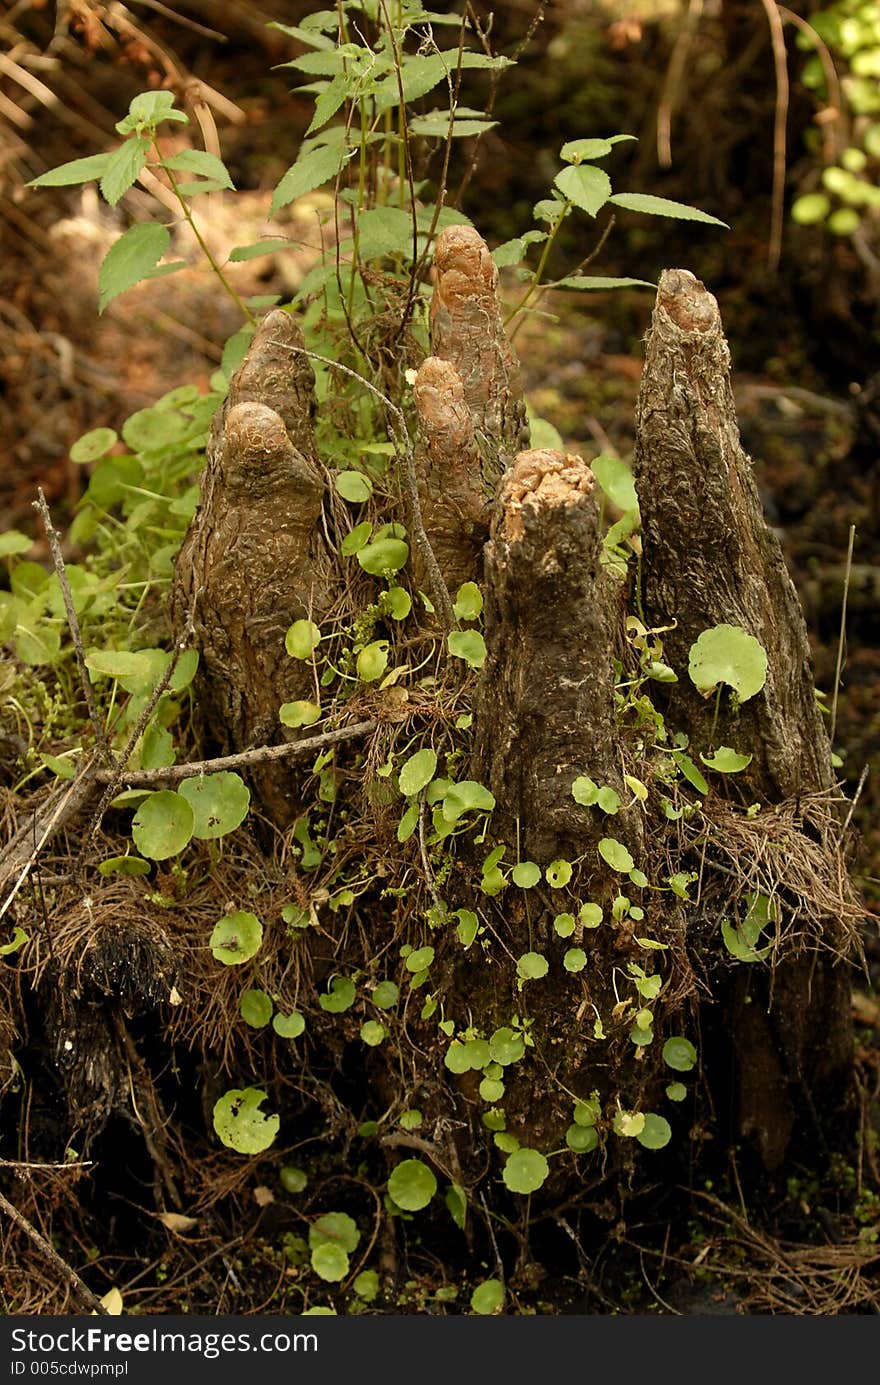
[503,1148,549,1195]
[210,910,263,966]
[178,772,250,840]
[212,1087,278,1154]
[131,790,193,860]
[399,747,437,797]
[447,629,486,669]
[609,192,728,226]
[688,625,768,702]
[98,223,170,313]
[388,1159,437,1211]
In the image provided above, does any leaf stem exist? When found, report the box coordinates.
[158,150,255,324]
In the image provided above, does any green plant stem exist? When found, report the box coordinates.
[504,202,569,331]
[159,154,255,325]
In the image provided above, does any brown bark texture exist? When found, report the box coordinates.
[633,268,854,1166]
[171,310,329,826]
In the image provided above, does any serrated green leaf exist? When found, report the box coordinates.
[554,164,612,217]
[270,145,351,216]
[98,223,170,313]
[162,149,234,190]
[609,192,728,227]
[27,153,113,188]
[100,137,151,206]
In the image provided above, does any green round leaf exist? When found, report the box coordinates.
[566,1123,599,1153]
[272,1010,306,1039]
[479,1077,505,1103]
[279,700,322,727]
[383,586,411,620]
[388,1158,437,1211]
[554,912,576,938]
[573,1097,601,1127]
[179,772,250,840]
[442,780,495,822]
[240,988,273,1028]
[309,1211,359,1261]
[122,407,187,452]
[341,520,373,556]
[285,619,322,659]
[311,1242,349,1282]
[512,861,541,889]
[372,981,400,1009]
[699,745,752,773]
[580,903,603,928]
[489,1028,525,1066]
[612,1110,645,1138]
[131,790,194,860]
[453,581,483,621]
[502,1148,549,1195]
[687,625,768,702]
[572,775,599,805]
[70,427,118,463]
[662,1036,697,1072]
[471,1278,505,1314]
[210,910,263,966]
[318,976,356,1013]
[360,1020,386,1046]
[356,640,389,682]
[353,1270,379,1301]
[597,785,620,815]
[598,837,635,873]
[563,948,587,973]
[545,858,573,888]
[357,537,409,575]
[666,1082,687,1102]
[280,1166,308,1194]
[405,946,435,973]
[399,747,437,797]
[335,470,373,502]
[399,1109,422,1130]
[212,1087,279,1154]
[447,629,487,669]
[636,1113,672,1150]
[516,951,549,980]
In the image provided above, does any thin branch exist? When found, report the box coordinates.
[277,343,456,630]
[93,720,380,786]
[33,489,113,765]
[0,762,100,920]
[0,1187,108,1315]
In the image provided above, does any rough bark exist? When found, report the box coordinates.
[429,225,529,475]
[171,310,329,826]
[411,356,485,597]
[633,268,854,1167]
[476,448,639,864]
[633,268,831,800]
